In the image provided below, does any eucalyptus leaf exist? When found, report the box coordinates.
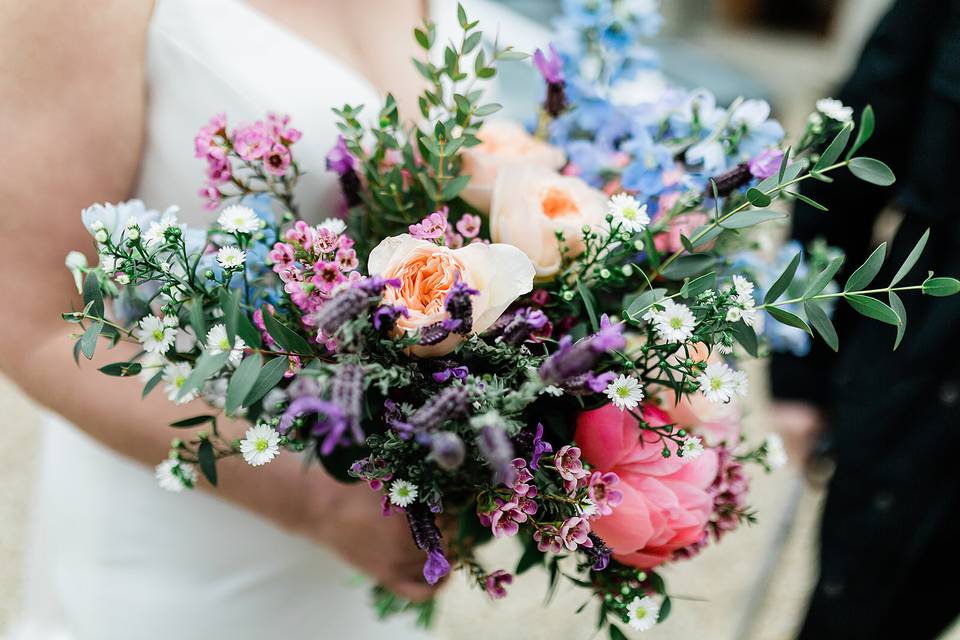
[803,256,845,299]
[170,415,217,428]
[98,361,143,377]
[83,272,104,319]
[890,229,929,286]
[80,321,103,360]
[225,353,263,415]
[219,289,240,346]
[846,294,901,325]
[198,439,218,486]
[262,312,314,356]
[889,291,907,350]
[844,243,886,292]
[660,255,716,280]
[576,277,599,331]
[515,542,543,575]
[790,191,828,212]
[766,306,812,335]
[626,288,667,320]
[803,301,838,351]
[814,122,853,172]
[681,272,716,299]
[719,210,785,229]
[847,105,875,159]
[922,277,960,297]
[177,351,230,401]
[244,356,291,407]
[745,188,772,208]
[142,370,163,398]
[658,595,673,623]
[764,252,801,304]
[189,300,206,343]
[757,159,806,192]
[609,626,629,640]
[731,320,759,357]
[848,157,896,186]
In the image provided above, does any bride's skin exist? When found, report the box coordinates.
[0,0,434,602]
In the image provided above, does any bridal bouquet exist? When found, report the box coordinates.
[64,1,959,635]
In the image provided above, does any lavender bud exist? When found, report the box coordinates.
[705,162,751,198]
[429,432,466,470]
[419,321,450,346]
[476,422,516,485]
[310,287,368,336]
[407,386,470,432]
[330,364,364,444]
[585,533,612,571]
[445,280,479,335]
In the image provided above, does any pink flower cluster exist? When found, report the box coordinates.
[194,113,302,210]
[408,208,482,248]
[267,220,359,326]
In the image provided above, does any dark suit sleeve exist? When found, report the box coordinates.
[769,0,948,404]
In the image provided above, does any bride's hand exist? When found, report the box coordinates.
[314,481,437,602]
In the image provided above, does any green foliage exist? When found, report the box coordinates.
[99,361,143,377]
[225,353,262,416]
[844,242,886,292]
[848,157,896,186]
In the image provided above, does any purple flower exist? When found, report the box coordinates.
[432,365,469,383]
[408,208,448,240]
[405,386,471,432]
[484,570,513,599]
[587,471,623,516]
[278,397,347,456]
[559,516,593,551]
[530,423,553,471]
[501,307,551,345]
[330,363,364,445]
[585,533,612,571]
[429,432,466,470]
[539,315,625,385]
[533,43,564,84]
[325,136,356,176]
[372,304,409,332]
[423,548,451,585]
[477,423,516,485]
[554,445,589,494]
[534,524,563,554]
[748,148,785,179]
[444,279,479,335]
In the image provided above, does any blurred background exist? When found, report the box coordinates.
[1,0,955,638]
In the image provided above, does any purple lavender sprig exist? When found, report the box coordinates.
[477,421,516,485]
[533,44,567,117]
[278,397,347,456]
[330,363,364,445]
[539,314,625,385]
[406,502,451,585]
[444,279,479,335]
[403,386,471,433]
[500,307,550,346]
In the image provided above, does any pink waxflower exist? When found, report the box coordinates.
[312,261,345,293]
[285,220,316,247]
[252,306,278,349]
[267,112,301,144]
[284,355,302,378]
[264,143,292,176]
[233,123,272,161]
[530,288,550,306]
[533,524,564,553]
[409,209,448,240]
[335,247,358,272]
[587,471,623,516]
[554,445,589,493]
[488,499,528,538]
[484,570,513,599]
[198,184,221,211]
[338,234,355,250]
[509,458,535,495]
[559,516,593,551]
[444,228,464,249]
[313,227,339,254]
[456,214,482,238]
[205,147,232,184]
[268,242,296,269]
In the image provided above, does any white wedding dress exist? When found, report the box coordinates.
[10,1,552,638]
[13,1,425,638]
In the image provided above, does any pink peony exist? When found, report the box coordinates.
[574,403,719,569]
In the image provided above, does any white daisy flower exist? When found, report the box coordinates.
[645,299,696,343]
[816,98,853,123]
[239,423,281,467]
[65,251,88,293]
[137,351,168,382]
[205,323,247,366]
[740,305,760,328]
[318,217,347,234]
[626,595,661,631]
[135,314,177,354]
[143,211,181,248]
[725,306,742,323]
[679,435,705,461]
[162,362,196,404]
[162,314,179,328]
[389,480,419,507]
[765,433,788,470]
[604,374,645,411]
[732,369,749,397]
[216,246,247,270]
[579,498,600,518]
[732,275,755,302]
[540,385,564,397]
[217,205,261,234]
[697,362,747,404]
[607,193,650,234]
[155,458,197,492]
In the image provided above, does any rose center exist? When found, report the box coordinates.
[541,187,580,219]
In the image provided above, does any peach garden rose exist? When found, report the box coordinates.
[368,233,536,356]
[459,120,567,212]
[490,165,608,278]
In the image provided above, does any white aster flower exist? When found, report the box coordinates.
[765,433,788,470]
[318,217,347,234]
[143,211,181,248]
[816,98,853,123]
[216,246,247,270]
[162,362,196,404]
[579,498,600,518]
[645,299,696,343]
[137,351,167,382]
[135,314,177,354]
[541,385,564,397]
[162,314,179,328]
[679,435,705,461]
[155,458,197,492]
[65,251,88,293]
[239,423,282,467]
[626,595,661,632]
[725,306,742,323]
[205,323,247,366]
[732,275,755,302]
[697,362,747,404]
[389,480,419,507]
[217,205,261,234]
[607,193,650,234]
[732,369,749,397]
[604,374,645,411]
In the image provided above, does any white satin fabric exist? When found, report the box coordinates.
[10,1,428,637]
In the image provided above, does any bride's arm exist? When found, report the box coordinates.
[0,1,433,601]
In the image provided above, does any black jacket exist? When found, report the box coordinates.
[770,1,960,638]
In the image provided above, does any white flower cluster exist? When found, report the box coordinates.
[724,275,759,328]
[816,98,853,123]
[607,193,650,234]
[644,299,696,343]
[696,361,748,404]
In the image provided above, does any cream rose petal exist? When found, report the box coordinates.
[455,241,536,332]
